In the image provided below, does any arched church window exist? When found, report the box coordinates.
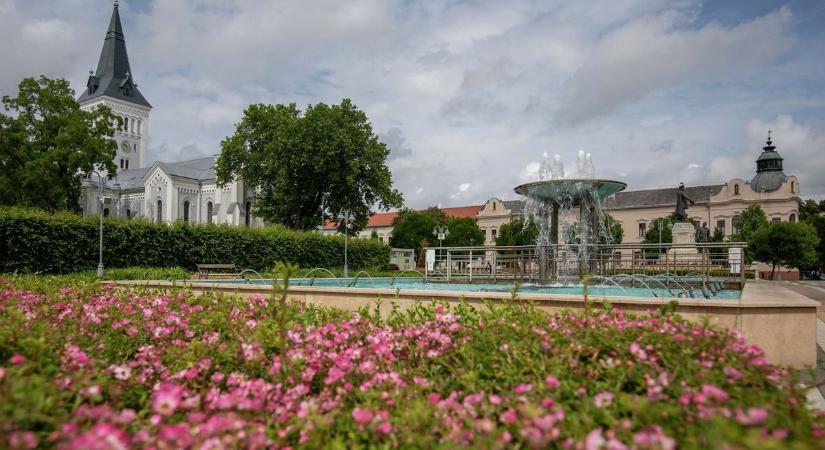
[183,201,190,222]
[790,213,796,223]
[119,159,124,169]
[734,184,739,195]
[492,202,496,211]
[156,199,163,223]
[207,202,213,224]
[123,117,128,132]
[245,201,251,227]
[103,208,110,218]
[137,120,142,135]
[125,159,129,170]
[130,118,135,134]
[126,209,131,219]
[790,181,795,193]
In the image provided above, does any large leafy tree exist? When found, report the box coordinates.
[0,76,118,211]
[389,207,447,262]
[642,216,675,256]
[750,221,819,279]
[798,199,822,222]
[496,216,539,246]
[445,217,484,247]
[731,204,769,262]
[806,215,825,270]
[216,99,403,231]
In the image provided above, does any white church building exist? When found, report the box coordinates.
[79,2,261,227]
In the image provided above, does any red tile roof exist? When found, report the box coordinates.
[323,205,481,230]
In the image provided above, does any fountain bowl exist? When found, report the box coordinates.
[514,179,627,205]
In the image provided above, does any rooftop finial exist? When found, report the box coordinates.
[767,129,772,145]
[114,0,119,7]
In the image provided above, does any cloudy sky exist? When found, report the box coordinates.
[2,0,824,208]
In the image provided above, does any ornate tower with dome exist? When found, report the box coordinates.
[77,1,151,172]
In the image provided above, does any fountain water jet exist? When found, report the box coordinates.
[515,152,626,284]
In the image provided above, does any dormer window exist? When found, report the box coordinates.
[492,202,496,211]
[733,184,739,195]
[791,181,795,193]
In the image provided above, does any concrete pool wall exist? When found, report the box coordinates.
[116,279,819,369]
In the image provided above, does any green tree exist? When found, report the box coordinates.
[445,217,484,247]
[807,215,825,270]
[798,199,821,222]
[643,217,674,256]
[731,204,769,262]
[496,216,539,246]
[215,99,403,232]
[602,214,624,245]
[750,222,819,279]
[389,207,447,262]
[0,76,119,212]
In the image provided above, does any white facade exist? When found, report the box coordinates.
[80,97,149,171]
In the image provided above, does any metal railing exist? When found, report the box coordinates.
[423,242,747,288]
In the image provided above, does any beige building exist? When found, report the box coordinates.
[327,134,800,250]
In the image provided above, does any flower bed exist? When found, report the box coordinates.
[0,279,823,449]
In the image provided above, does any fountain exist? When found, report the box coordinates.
[514,151,626,283]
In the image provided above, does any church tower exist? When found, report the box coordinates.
[78,1,151,172]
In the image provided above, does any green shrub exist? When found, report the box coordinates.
[0,207,390,274]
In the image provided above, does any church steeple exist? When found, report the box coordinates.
[78,1,151,108]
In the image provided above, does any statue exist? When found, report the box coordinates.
[696,221,711,243]
[674,182,694,222]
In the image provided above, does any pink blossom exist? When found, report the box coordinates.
[7,431,37,450]
[545,375,561,389]
[585,428,605,450]
[513,383,533,395]
[352,408,374,426]
[110,365,131,381]
[377,422,392,435]
[499,409,517,424]
[10,354,25,365]
[700,384,729,403]
[152,383,184,416]
[594,391,614,408]
[736,407,768,426]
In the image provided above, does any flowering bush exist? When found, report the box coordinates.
[0,277,823,449]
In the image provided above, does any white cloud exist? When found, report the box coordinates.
[558,7,795,123]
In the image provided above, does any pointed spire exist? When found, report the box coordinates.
[763,129,776,152]
[77,1,151,108]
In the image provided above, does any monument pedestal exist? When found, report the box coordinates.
[662,222,703,264]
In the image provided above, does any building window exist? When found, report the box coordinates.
[123,117,128,132]
[125,159,129,170]
[103,208,109,218]
[130,118,135,134]
[734,184,740,195]
[126,209,131,219]
[183,201,190,222]
[245,201,251,226]
[638,222,646,238]
[379,237,384,243]
[207,202,213,224]
[137,120,142,135]
[156,199,162,223]
[492,202,496,211]
[789,213,796,223]
[771,217,781,223]
[492,229,497,239]
[716,219,725,236]
[790,181,795,193]
[119,159,124,169]
[134,143,137,152]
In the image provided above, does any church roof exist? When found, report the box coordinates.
[77,2,151,108]
[156,156,217,181]
[603,185,724,210]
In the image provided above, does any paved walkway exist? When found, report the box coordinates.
[779,280,825,410]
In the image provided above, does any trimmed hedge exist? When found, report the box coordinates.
[0,208,390,274]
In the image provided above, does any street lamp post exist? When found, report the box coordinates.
[340,210,352,279]
[85,171,107,278]
[432,224,449,248]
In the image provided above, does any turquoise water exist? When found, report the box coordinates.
[199,277,740,299]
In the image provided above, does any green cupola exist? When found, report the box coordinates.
[750,131,787,192]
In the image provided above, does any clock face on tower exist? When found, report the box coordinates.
[121,141,131,153]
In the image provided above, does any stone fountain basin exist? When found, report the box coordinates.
[514,179,627,204]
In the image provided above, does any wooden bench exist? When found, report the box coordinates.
[196,264,238,279]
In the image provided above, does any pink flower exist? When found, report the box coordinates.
[10,354,25,365]
[545,375,560,389]
[585,428,605,450]
[7,431,37,450]
[513,383,533,395]
[700,384,729,403]
[111,365,132,381]
[377,422,392,435]
[352,408,374,426]
[152,383,184,416]
[499,409,517,424]
[594,391,614,408]
[158,424,193,447]
[736,407,768,426]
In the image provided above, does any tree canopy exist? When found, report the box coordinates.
[215,99,403,232]
[731,204,769,262]
[496,216,539,246]
[0,76,119,212]
[642,216,674,256]
[750,221,819,279]
[445,217,484,247]
[388,207,447,262]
